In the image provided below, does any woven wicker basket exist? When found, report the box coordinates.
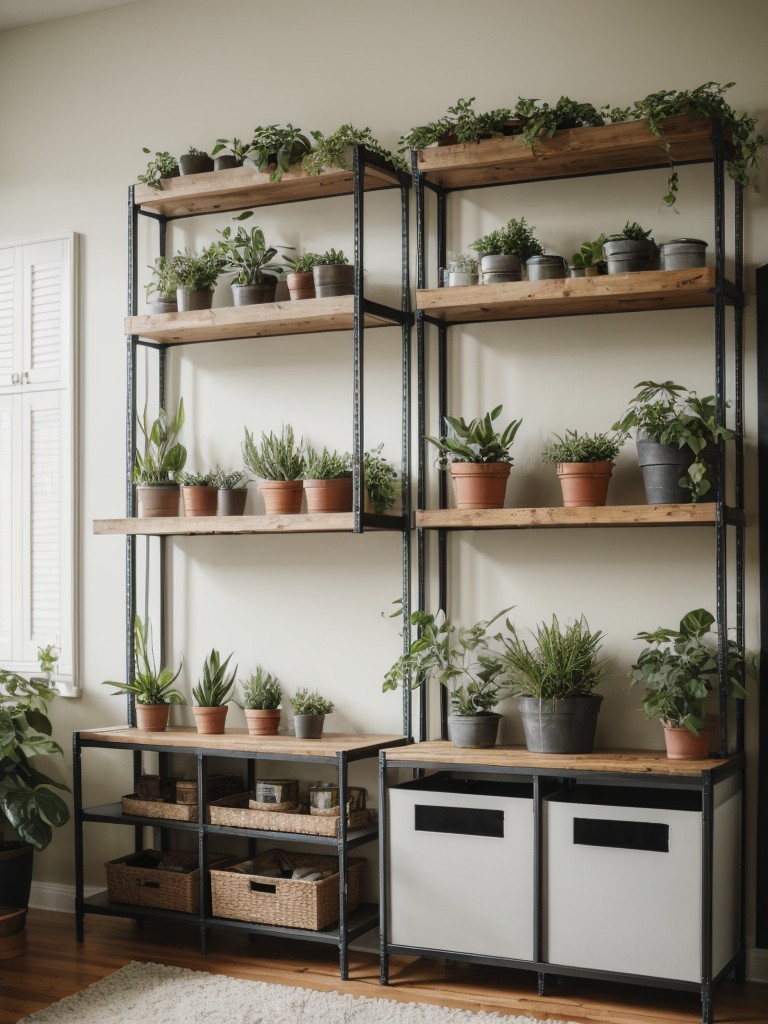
[121,794,199,821]
[106,849,226,913]
[208,793,376,837]
[210,849,364,930]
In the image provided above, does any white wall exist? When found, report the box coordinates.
[1,0,766,975]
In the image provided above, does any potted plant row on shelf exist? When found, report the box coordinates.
[103,617,336,739]
[383,604,753,758]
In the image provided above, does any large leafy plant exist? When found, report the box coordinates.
[399,96,514,152]
[170,244,226,291]
[425,405,523,466]
[302,124,407,176]
[133,398,187,485]
[0,646,70,851]
[245,123,312,182]
[629,608,751,734]
[218,213,290,285]
[137,148,179,191]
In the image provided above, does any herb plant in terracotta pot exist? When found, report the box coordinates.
[290,688,335,739]
[284,251,321,300]
[192,649,237,735]
[133,399,187,517]
[239,666,282,736]
[541,429,624,507]
[242,423,306,515]
[425,405,522,510]
[303,445,352,513]
[103,615,186,732]
[179,470,218,516]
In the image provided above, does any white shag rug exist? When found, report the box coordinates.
[19,960,578,1024]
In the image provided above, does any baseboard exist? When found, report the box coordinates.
[29,883,768,983]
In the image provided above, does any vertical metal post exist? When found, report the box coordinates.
[352,146,365,535]
[400,174,412,740]
[72,732,85,941]
[378,752,390,983]
[755,262,768,948]
[126,188,138,727]
[533,775,545,994]
[337,751,349,979]
[733,183,746,754]
[196,753,209,954]
[700,772,714,1024]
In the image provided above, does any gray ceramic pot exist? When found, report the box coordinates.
[519,695,603,754]
[659,238,708,271]
[480,254,521,283]
[526,255,569,280]
[447,713,501,748]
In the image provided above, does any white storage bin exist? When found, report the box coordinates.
[544,777,741,982]
[388,773,534,960]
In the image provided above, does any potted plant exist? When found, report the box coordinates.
[218,213,291,305]
[363,444,399,514]
[302,124,407,176]
[145,255,179,314]
[192,649,237,735]
[382,607,513,748]
[170,243,226,311]
[290,688,335,739]
[514,95,606,152]
[425,404,522,510]
[501,614,606,754]
[603,221,658,274]
[242,423,306,515]
[137,148,179,191]
[103,615,186,732]
[210,136,249,170]
[212,468,249,517]
[284,251,321,300]
[442,251,479,287]
[569,234,607,277]
[311,248,354,298]
[612,380,734,504]
[179,145,214,176]
[470,217,544,283]
[239,666,282,736]
[398,96,517,151]
[1,645,70,929]
[303,445,352,514]
[245,124,313,182]
[541,429,624,507]
[629,608,752,759]
[133,399,187,517]
[178,470,218,517]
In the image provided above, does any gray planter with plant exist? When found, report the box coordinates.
[526,255,569,281]
[218,213,290,306]
[179,147,214,176]
[470,218,544,284]
[442,252,479,287]
[212,469,249,516]
[170,244,225,311]
[145,255,179,314]
[290,688,335,739]
[659,238,708,271]
[312,249,354,297]
[603,222,658,274]
[211,136,249,170]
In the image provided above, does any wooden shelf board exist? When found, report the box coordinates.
[134,163,401,218]
[415,114,720,189]
[415,503,724,530]
[93,513,404,536]
[383,741,741,777]
[125,297,399,345]
[417,268,726,323]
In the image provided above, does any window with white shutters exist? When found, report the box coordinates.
[0,235,76,693]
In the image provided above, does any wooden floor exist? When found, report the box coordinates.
[0,910,765,1024]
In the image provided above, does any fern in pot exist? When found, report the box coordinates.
[239,666,282,736]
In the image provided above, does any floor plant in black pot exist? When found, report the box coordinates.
[501,614,606,754]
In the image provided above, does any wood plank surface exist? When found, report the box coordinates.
[94,513,365,536]
[415,503,722,530]
[415,114,720,189]
[1,910,762,1024]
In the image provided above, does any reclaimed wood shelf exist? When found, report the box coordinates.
[416,267,736,325]
[414,114,724,190]
[125,296,403,345]
[134,161,403,219]
[93,512,405,537]
[416,503,743,530]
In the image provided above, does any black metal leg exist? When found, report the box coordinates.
[537,971,546,996]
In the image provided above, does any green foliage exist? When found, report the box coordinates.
[170,244,226,291]
[470,217,544,260]
[514,96,605,150]
[239,666,282,710]
[541,429,624,464]
[425,405,523,466]
[302,124,407,176]
[242,423,306,481]
[608,221,654,242]
[145,255,179,301]
[0,646,70,851]
[218,213,291,285]
[629,608,752,734]
[211,467,249,490]
[290,688,335,716]
[399,96,513,152]
[104,615,186,707]
[192,649,237,707]
[445,252,478,275]
[571,234,607,270]
[178,470,215,486]
[612,380,734,501]
[364,444,399,513]
[382,606,513,716]
[304,445,351,480]
[210,136,249,161]
[133,398,187,485]
[137,148,179,191]
[313,248,350,266]
[501,615,606,701]
[183,146,207,157]
[284,251,323,274]
[245,124,312,182]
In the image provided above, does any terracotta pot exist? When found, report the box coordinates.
[555,461,614,507]
[177,287,214,312]
[192,706,229,735]
[312,264,355,297]
[663,724,710,760]
[181,485,218,517]
[304,477,353,514]
[217,488,248,516]
[137,484,180,518]
[449,462,511,510]
[260,480,304,515]
[135,703,170,732]
[286,271,316,300]
[244,708,282,736]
